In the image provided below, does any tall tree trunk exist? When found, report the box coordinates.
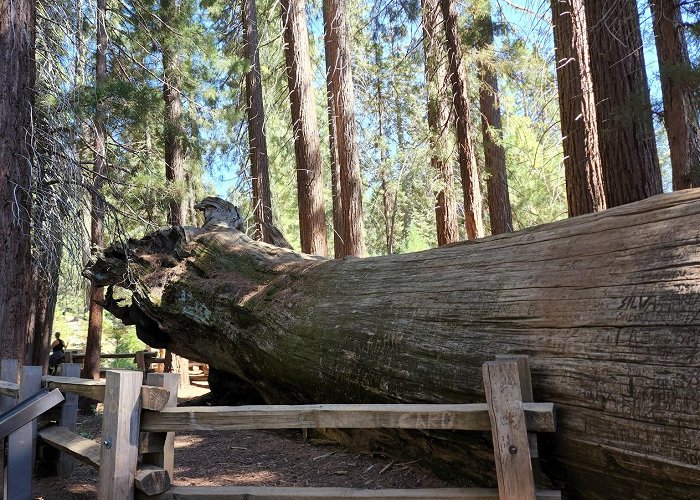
[161,0,187,226]
[242,0,274,244]
[476,1,512,234]
[281,0,328,256]
[323,0,344,258]
[83,0,107,380]
[31,199,63,372]
[0,0,36,363]
[584,0,662,206]
[422,0,459,246]
[325,0,365,257]
[440,0,484,239]
[551,0,606,216]
[650,0,700,190]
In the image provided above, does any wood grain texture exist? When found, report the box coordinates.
[57,363,81,475]
[38,426,101,468]
[142,373,180,477]
[42,375,170,410]
[99,370,143,500]
[483,360,536,499]
[87,189,700,498]
[134,464,171,496]
[141,403,555,432]
[145,486,562,499]
[0,380,20,398]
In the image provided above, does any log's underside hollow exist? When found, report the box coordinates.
[86,190,700,499]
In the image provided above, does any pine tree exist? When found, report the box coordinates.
[650,0,700,190]
[440,0,484,238]
[551,0,606,216]
[0,0,36,362]
[161,0,188,226]
[422,0,459,246]
[584,0,662,206]
[281,0,328,256]
[325,0,365,256]
[323,0,344,258]
[475,0,512,233]
[243,0,274,243]
[83,0,108,380]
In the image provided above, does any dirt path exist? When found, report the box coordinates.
[32,386,452,499]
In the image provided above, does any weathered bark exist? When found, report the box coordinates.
[0,0,36,363]
[552,0,606,217]
[440,0,484,239]
[83,0,107,380]
[161,0,187,226]
[88,189,700,498]
[650,0,700,190]
[325,0,365,257]
[475,1,512,234]
[422,0,459,246]
[242,0,274,244]
[322,0,344,258]
[584,0,662,206]
[281,0,328,256]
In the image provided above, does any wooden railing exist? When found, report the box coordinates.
[2,356,559,499]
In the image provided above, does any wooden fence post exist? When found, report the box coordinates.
[57,363,81,475]
[142,372,179,479]
[496,354,542,481]
[134,351,146,382]
[98,370,142,500]
[5,365,42,500]
[483,359,536,500]
[0,360,19,494]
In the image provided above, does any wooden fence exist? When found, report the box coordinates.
[67,350,162,379]
[1,356,559,499]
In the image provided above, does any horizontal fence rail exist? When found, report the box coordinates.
[140,402,555,433]
[42,375,172,411]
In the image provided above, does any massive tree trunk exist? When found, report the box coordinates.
[281,0,328,256]
[88,190,700,499]
[650,0,700,190]
[551,0,606,217]
[83,0,108,380]
[324,0,365,257]
[0,0,36,363]
[161,0,187,226]
[440,0,484,239]
[475,0,512,234]
[584,0,662,206]
[242,0,274,244]
[422,0,459,246]
[322,0,344,258]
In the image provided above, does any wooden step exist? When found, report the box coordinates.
[38,426,100,468]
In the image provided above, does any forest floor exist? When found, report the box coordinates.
[31,382,452,499]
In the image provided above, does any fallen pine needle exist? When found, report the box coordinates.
[378,460,395,474]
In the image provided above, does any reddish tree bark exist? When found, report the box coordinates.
[650,0,700,190]
[281,0,328,256]
[584,0,662,206]
[242,0,274,244]
[551,0,606,216]
[83,0,107,380]
[323,0,344,258]
[422,0,459,246]
[161,0,187,226]
[476,1,512,234]
[0,0,36,363]
[325,0,365,256]
[440,0,484,239]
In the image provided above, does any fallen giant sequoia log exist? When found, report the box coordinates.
[86,191,700,498]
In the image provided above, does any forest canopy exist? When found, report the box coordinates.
[0,0,699,364]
